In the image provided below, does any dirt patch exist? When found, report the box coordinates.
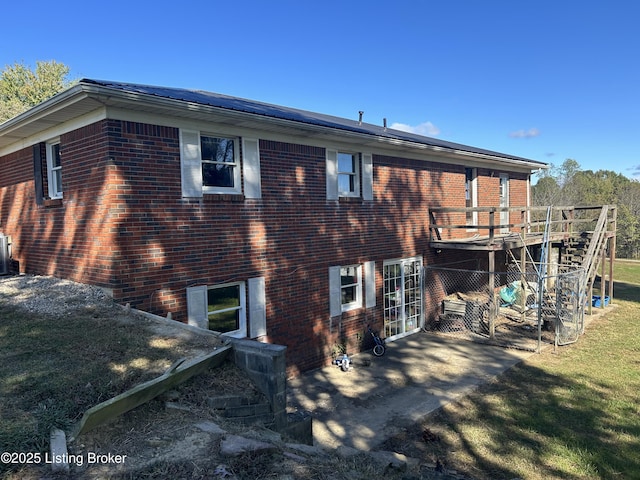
[6,354,274,479]
[70,361,265,478]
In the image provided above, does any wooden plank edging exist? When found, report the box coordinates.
[71,345,232,438]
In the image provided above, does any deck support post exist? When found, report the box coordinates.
[520,245,527,321]
[488,209,495,244]
[600,240,607,309]
[607,205,616,305]
[488,250,496,339]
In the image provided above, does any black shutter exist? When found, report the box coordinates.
[33,143,44,205]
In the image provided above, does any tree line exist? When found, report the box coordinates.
[533,159,640,259]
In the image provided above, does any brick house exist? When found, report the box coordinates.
[0,80,546,374]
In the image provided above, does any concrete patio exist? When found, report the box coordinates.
[286,332,535,450]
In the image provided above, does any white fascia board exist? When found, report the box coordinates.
[106,104,546,174]
[0,84,87,132]
[0,107,107,157]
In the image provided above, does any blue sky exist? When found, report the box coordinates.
[3,1,640,180]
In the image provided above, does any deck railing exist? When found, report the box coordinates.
[429,205,617,245]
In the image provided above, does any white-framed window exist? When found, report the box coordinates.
[187,277,266,339]
[340,265,362,311]
[200,135,241,194]
[206,282,246,335]
[338,152,360,197]
[46,140,63,199]
[329,262,375,316]
[180,129,261,198]
[326,149,373,200]
[465,167,478,227]
[499,173,510,234]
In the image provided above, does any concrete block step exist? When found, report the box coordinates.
[206,393,273,426]
[220,403,272,418]
[207,394,264,410]
[224,413,275,426]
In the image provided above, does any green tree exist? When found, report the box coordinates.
[532,175,561,207]
[555,158,582,204]
[0,60,73,123]
[616,180,640,258]
[532,159,640,258]
[534,158,583,205]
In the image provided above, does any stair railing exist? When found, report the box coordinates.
[582,206,610,288]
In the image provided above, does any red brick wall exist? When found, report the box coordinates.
[0,148,35,273]
[0,118,531,373]
[0,121,115,286]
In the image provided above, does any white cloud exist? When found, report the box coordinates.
[509,128,540,138]
[390,121,441,137]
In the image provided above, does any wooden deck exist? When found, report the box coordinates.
[429,231,570,251]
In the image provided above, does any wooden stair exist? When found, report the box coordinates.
[564,234,590,266]
[564,206,610,298]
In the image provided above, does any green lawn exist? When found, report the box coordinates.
[384,258,640,479]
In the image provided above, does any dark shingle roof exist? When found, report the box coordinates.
[81,79,543,166]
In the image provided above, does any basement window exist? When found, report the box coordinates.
[206,282,246,336]
[340,265,362,310]
[187,278,266,339]
[329,263,375,317]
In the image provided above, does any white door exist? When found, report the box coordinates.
[383,257,423,341]
[499,174,510,234]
